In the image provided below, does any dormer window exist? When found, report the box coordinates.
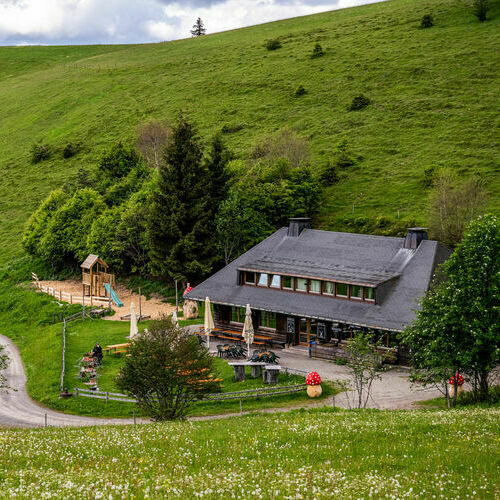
[270,275,281,288]
[296,278,308,292]
[282,276,293,289]
[351,285,363,300]
[258,273,269,286]
[245,272,255,285]
[310,279,321,294]
[365,287,375,301]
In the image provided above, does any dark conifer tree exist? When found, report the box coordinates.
[205,134,231,209]
[191,18,206,37]
[147,115,216,284]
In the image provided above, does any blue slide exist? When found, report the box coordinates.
[104,283,124,307]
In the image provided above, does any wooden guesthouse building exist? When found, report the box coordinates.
[184,219,451,363]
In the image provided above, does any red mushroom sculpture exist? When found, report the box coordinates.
[306,371,322,398]
[449,372,464,398]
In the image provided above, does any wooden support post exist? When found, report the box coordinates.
[139,287,142,320]
[108,278,112,311]
[106,392,109,404]
[90,294,93,306]
[239,399,243,415]
[70,294,73,304]
[59,290,62,300]
[133,409,136,425]
[44,413,47,427]
[82,286,85,319]
[175,280,178,314]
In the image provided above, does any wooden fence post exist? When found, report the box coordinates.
[239,399,243,416]
[70,294,73,304]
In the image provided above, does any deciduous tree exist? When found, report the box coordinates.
[401,214,499,403]
[116,316,220,420]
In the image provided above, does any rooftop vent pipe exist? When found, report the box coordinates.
[288,217,311,237]
[404,228,428,249]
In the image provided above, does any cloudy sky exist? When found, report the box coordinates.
[0,0,377,46]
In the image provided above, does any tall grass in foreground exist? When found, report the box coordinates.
[0,408,498,498]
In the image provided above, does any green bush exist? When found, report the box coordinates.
[221,123,245,134]
[348,94,370,111]
[422,164,438,187]
[375,216,392,228]
[266,39,282,51]
[30,143,50,163]
[294,84,306,97]
[319,160,338,186]
[420,14,434,28]
[62,143,79,158]
[311,43,325,58]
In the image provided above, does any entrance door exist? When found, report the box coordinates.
[299,318,309,345]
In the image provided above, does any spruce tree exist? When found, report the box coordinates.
[205,134,230,209]
[191,18,206,37]
[147,115,217,284]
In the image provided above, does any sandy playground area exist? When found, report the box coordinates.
[37,279,177,320]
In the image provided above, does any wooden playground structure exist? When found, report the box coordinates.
[81,254,115,297]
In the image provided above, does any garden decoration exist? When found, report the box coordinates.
[449,372,464,398]
[306,371,322,398]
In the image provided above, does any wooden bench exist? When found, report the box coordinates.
[263,365,281,385]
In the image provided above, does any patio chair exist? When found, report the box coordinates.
[216,345,224,358]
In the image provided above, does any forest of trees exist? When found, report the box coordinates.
[23,115,319,285]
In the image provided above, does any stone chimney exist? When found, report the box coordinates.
[404,228,428,249]
[287,217,311,237]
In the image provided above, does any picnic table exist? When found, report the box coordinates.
[104,343,131,355]
[228,361,282,383]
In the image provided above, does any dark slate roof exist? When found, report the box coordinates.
[185,227,451,332]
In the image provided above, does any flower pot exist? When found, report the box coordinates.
[307,384,322,398]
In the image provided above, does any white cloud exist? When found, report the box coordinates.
[0,0,377,45]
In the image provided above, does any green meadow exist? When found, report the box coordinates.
[0,0,499,265]
[0,408,498,498]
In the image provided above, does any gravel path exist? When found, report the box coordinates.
[0,334,142,428]
[277,348,441,409]
[0,334,440,429]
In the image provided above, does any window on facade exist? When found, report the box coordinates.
[336,283,348,297]
[245,272,255,285]
[260,311,277,329]
[296,278,308,292]
[322,281,335,295]
[270,275,281,288]
[351,285,363,299]
[282,276,293,289]
[310,279,321,294]
[257,273,269,286]
[365,287,375,301]
[231,306,246,323]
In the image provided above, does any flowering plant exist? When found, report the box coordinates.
[306,371,321,386]
[449,373,464,386]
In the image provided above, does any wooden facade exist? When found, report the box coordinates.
[213,303,401,362]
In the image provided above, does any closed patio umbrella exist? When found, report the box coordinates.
[204,296,214,349]
[171,309,179,327]
[242,304,254,359]
[129,301,138,340]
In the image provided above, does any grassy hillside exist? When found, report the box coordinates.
[1,408,498,497]
[0,0,499,265]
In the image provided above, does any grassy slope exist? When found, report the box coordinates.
[0,273,330,417]
[1,408,498,497]
[0,0,499,265]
